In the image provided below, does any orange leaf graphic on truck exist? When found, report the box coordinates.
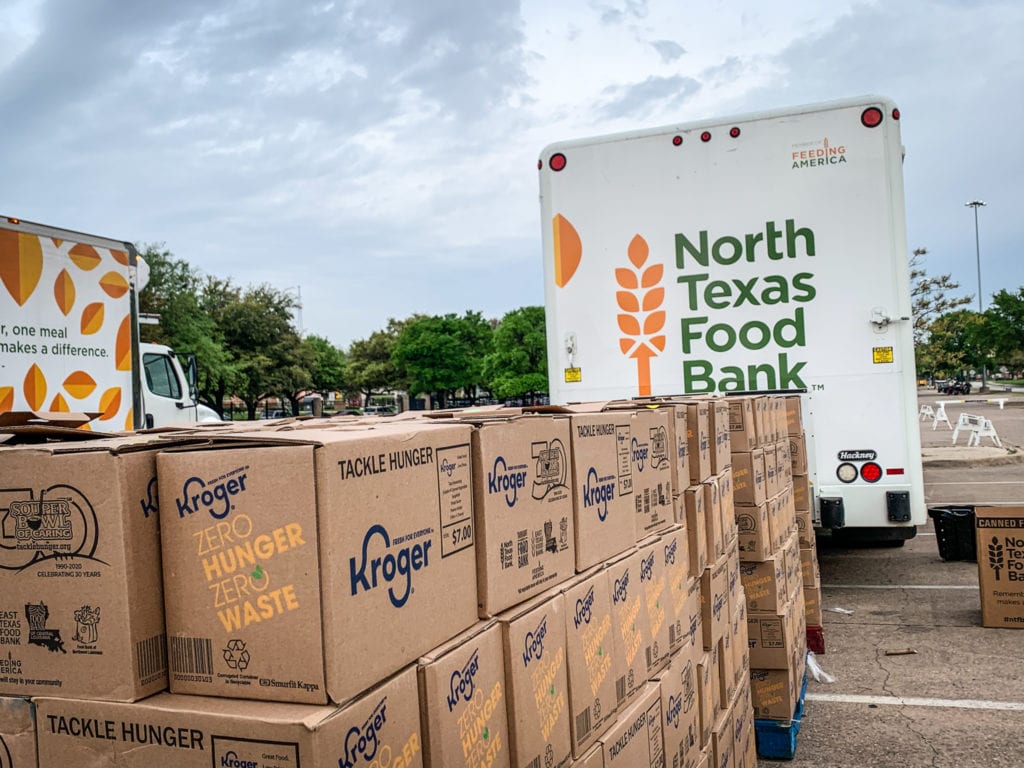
[54,268,76,315]
[0,228,43,306]
[98,388,121,421]
[616,235,666,396]
[69,243,102,271]
[24,364,47,410]
[0,387,13,413]
[81,302,105,335]
[552,214,582,287]
[64,371,97,400]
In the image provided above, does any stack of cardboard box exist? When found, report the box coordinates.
[0,400,760,768]
[729,396,809,729]
[787,399,824,636]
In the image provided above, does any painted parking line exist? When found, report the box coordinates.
[824,584,976,590]
[806,693,1024,712]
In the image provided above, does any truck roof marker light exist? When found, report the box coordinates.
[729,127,741,138]
[860,462,883,483]
[6,217,20,224]
[700,131,712,142]
[672,135,683,146]
[886,468,905,476]
[892,108,900,120]
[537,159,542,169]
[549,153,567,172]
[836,463,857,483]
[861,107,883,128]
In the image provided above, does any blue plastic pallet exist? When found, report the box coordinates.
[754,672,809,760]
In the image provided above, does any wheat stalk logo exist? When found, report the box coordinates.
[989,536,1004,581]
[615,235,666,396]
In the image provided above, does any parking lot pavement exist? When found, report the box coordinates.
[760,402,1024,766]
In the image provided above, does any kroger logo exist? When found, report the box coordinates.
[640,553,654,583]
[349,524,432,608]
[666,694,683,729]
[488,457,528,507]
[612,570,629,605]
[447,648,481,712]
[220,752,258,768]
[339,697,388,768]
[574,586,595,629]
[174,468,248,519]
[664,539,677,566]
[630,437,648,471]
[440,457,457,477]
[582,467,614,522]
[522,615,548,668]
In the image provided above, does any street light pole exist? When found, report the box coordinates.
[965,200,987,390]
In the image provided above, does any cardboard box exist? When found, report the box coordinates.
[725,543,740,622]
[727,398,757,454]
[975,506,1024,628]
[685,402,712,485]
[792,474,810,512]
[656,645,703,768]
[803,583,823,627]
[731,679,753,768]
[734,503,771,562]
[799,547,819,589]
[729,451,765,507]
[710,704,734,768]
[775,440,792,489]
[561,568,621,756]
[730,602,749,692]
[746,597,800,670]
[608,550,653,707]
[569,411,637,571]
[708,400,731,476]
[630,409,675,540]
[0,696,36,768]
[639,538,672,676]
[700,553,729,651]
[597,682,665,768]
[418,621,510,768]
[0,436,170,701]
[157,422,478,705]
[695,652,714,749]
[702,478,724,562]
[788,433,808,475]
[36,665,422,768]
[784,397,803,436]
[471,415,575,617]
[784,534,802,600]
[499,591,571,768]
[569,744,604,767]
[684,578,704,656]
[716,634,735,707]
[763,444,779,500]
[753,398,769,448]
[661,526,691,654]
[749,667,798,720]
[795,507,814,549]
[773,398,786,443]
[683,487,709,577]
[739,556,786,614]
[718,468,736,547]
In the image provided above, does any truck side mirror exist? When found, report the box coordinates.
[185,354,199,403]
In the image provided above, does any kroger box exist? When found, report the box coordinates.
[708,400,731,476]
[661,526,696,654]
[0,436,171,701]
[470,415,575,616]
[976,506,1024,628]
[567,410,637,571]
[561,568,622,757]
[656,645,703,768]
[418,621,509,768]
[683,487,708,578]
[629,408,675,540]
[0,696,36,768]
[685,402,712,485]
[597,682,665,768]
[734,502,771,562]
[700,552,729,651]
[727,398,757,454]
[608,549,653,707]
[638,537,672,676]
[157,422,477,705]
[498,591,571,768]
[36,665,422,768]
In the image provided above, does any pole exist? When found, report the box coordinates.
[965,200,987,390]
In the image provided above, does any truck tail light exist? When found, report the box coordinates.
[861,107,883,128]
[549,153,567,172]
[860,462,883,483]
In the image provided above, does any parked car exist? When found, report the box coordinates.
[937,379,971,395]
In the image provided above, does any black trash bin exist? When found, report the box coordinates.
[927,505,977,562]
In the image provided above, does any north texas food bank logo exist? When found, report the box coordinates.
[553,215,666,396]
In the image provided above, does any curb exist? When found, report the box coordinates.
[922,449,1024,469]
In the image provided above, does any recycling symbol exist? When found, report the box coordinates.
[223,639,250,671]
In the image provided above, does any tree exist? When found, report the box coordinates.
[347,320,407,406]
[910,247,973,345]
[392,312,494,408]
[922,310,990,379]
[984,288,1024,376]
[482,306,548,400]
[303,334,347,397]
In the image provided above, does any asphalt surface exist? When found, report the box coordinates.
[757,389,1024,766]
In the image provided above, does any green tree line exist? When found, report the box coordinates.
[911,248,1024,383]
[137,246,548,417]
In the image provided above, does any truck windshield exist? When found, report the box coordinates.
[143,353,182,400]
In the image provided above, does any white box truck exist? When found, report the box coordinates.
[0,216,218,431]
[538,96,923,540]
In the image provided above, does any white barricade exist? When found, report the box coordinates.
[919,404,935,422]
[951,412,1002,447]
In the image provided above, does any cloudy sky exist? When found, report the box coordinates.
[2,0,1021,348]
